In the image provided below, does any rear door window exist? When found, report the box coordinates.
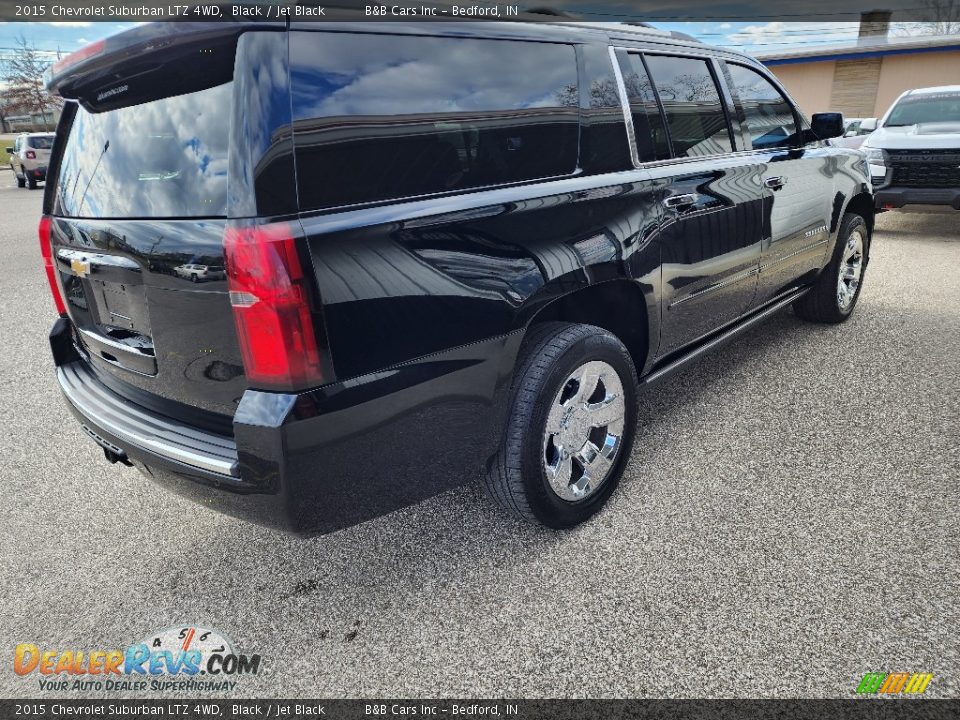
[289,32,580,212]
[577,44,634,174]
[53,82,231,218]
[725,64,798,149]
[643,54,734,158]
[622,54,671,162]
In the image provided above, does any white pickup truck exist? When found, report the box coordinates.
[860,85,960,212]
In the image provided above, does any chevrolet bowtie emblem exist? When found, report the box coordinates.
[71,258,92,278]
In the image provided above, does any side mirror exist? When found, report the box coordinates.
[811,112,845,140]
[4,147,12,154]
[859,118,878,132]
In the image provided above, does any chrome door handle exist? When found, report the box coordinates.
[764,176,786,189]
[663,193,698,209]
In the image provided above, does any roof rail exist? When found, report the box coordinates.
[524,7,580,19]
[620,22,700,43]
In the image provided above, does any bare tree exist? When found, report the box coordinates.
[1,35,62,127]
[895,0,960,35]
[622,72,655,104]
[920,0,960,33]
[555,82,579,108]
[657,73,715,103]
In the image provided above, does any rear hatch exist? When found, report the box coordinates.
[27,135,54,168]
[45,25,266,421]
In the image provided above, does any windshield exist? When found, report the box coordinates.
[885,91,960,127]
[53,82,231,218]
[28,135,54,149]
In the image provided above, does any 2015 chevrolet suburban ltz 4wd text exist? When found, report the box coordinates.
[42,21,873,533]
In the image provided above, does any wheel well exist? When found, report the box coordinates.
[845,192,875,236]
[526,280,650,374]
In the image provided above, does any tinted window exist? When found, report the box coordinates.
[27,135,54,149]
[885,90,960,126]
[726,64,798,150]
[644,55,733,158]
[290,32,579,211]
[624,54,671,161]
[54,82,230,218]
[578,44,634,174]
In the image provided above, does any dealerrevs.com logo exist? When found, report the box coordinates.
[14,626,262,693]
[856,672,934,695]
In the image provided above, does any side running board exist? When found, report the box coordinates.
[643,288,810,388]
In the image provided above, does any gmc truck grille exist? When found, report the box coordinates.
[889,149,960,188]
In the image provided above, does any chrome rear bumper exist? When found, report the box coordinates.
[57,361,239,477]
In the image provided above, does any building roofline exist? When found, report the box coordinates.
[755,33,960,64]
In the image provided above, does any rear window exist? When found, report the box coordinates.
[289,32,580,212]
[54,82,231,218]
[28,135,54,149]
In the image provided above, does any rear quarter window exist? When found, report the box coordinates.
[289,32,580,212]
[53,82,231,219]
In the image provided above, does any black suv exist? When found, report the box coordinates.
[42,21,872,533]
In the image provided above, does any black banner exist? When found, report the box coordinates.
[1,700,959,720]
[0,0,952,23]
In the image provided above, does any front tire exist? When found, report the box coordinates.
[794,213,869,323]
[483,322,639,528]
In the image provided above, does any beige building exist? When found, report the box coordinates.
[758,17,960,120]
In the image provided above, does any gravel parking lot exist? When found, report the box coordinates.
[0,176,957,699]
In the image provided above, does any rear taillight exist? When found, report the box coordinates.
[39,216,67,316]
[223,222,323,390]
[25,150,36,160]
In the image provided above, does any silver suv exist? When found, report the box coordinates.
[6,132,55,189]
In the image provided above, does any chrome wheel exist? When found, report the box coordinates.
[837,229,864,311]
[543,360,626,502]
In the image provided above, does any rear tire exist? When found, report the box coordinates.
[794,213,869,323]
[16,169,25,188]
[27,174,38,190]
[483,322,639,528]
